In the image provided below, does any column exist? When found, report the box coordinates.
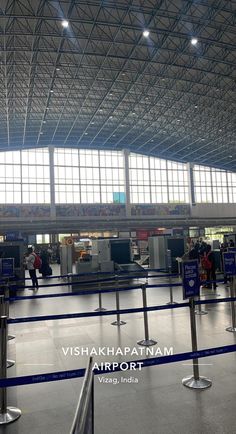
[187,162,195,206]
[49,145,56,219]
[123,149,131,217]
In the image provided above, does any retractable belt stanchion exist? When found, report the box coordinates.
[137,284,157,347]
[226,276,236,333]
[4,286,15,340]
[111,276,126,326]
[0,316,21,424]
[195,294,208,316]
[0,296,14,369]
[182,297,212,389]
[94,280,106,313]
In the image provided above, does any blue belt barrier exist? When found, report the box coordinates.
[8,282,182,302]
[7,295,236,324]
[0,343,235,388]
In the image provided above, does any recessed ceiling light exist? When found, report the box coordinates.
[99,109,103,112]
[132,112,135,115]
[143,30,150,38]
[84,132,88,135]
[109,93,113,96]
[62,20,69,28]
[50,90,54,93]
[219,129,222,132]
[46,107,49,110]
[195,105,198,108]
[113,134,116,137]
[56,68,60,71]
[109,116,113,119]
[229,155,233,158]
[91,122,94,124]
[121,124,124,127]
[151,139,154,142]
[191,38,198,46]
[40,132,43,135]
[177,119,180,122]
[43,121,46,123]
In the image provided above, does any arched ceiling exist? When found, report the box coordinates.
[0,0,236,169]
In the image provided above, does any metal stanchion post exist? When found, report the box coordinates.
[111,276,126,326]
[166,266,178,305]
[182,298,212,389]
[4,287,15,340]
[95,280,106,312]
[0,297,14,368]
[226,276,236,332]
[195,295,208,316]
[0,316,21,424]
[137,284,157,346]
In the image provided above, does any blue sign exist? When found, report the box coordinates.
[1,258,15,278]
[182,260,200,299]
[228,247,236,253]
[223,252,236,275]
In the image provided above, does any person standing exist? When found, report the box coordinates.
[203,244,217,290]
[25,247,39,290]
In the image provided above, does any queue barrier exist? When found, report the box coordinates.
[1,280,236,425]
[0,342,236,388]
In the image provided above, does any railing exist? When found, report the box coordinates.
[70,357,94,434]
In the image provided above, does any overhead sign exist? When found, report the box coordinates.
[223,252,236,276]
[182,260,200,299]
[1,258,15,278]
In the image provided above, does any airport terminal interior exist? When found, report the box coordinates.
[0,1,236,433]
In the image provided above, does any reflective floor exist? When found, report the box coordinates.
[1,266,236,434]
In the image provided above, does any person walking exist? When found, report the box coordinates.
[25,247,39,290]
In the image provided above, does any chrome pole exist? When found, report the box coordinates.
[195,295,208,316]
[4,287,15,340]
[94,280,106,312]
[111,276,126,326]
[0,316,21,424]
[226,276,236,332]
[137,284,157,346]
[166,266,178,305]
[182,298,212,389]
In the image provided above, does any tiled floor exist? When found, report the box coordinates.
[1,267,236,434]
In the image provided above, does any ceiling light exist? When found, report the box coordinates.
[62,20,69,28]
[109,93,113,96]
[99,109,103,112]
[191,38,198,46]
[143,30,150,38]
[56,68,60,71]
[177,119,180,122]
[91,122,94,125]
[40,132,43,135]
[195,105,198,108]
[84,132,88,135]
[229,155,233,158]
[43,121,46,123]
[113,134,116,137]
[121,124,124,127]
[50,90,54,93]
[219,129,222,132]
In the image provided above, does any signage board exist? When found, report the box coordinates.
[223,252,236,276]
[1,258,15,278]
[182,259,200,299]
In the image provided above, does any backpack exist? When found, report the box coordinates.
[33,253,42,269]
[201,252,212,270]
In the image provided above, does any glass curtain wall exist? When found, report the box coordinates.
[0,147,236,205]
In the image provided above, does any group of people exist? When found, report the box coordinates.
[186,237,235,289]
[24,246,53,290]
[186,240,217,289]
